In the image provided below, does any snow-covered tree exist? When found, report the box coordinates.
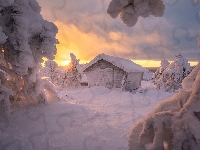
[63,53,81,87]
[40,60,61,85]
[107,0,200,149]
[0,26,7,44]
[40,54,82,88]
[152,59,169,89]
[107,0,165,27]
[0,0,58,115]
[152,54,192,92]
[163,54,192,92]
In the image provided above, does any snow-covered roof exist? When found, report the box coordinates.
[83,53,148,73]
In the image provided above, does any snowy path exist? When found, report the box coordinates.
[0,81,174,150]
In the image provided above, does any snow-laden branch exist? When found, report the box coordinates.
[107,0,165,27]
[128,70,200,149]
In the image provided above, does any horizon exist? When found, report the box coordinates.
[55,58,198,68]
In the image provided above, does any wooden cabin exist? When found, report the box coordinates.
[82,54,148,91]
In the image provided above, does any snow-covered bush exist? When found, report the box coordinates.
[107,0,165,27]
[0,0,58,114]
[152,55,192,92]
[153,59,169,80]
[152,59,169,89]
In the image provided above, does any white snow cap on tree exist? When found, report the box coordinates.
[70,53,77,62]
[153,54,192,92]
[159,59,170,73]
[152,59,169,90]
[152,59,169,80]
[1,0,58,75]
[107,0,165,27]
[0,0,59,114]
[163,53,191,83]
[66,53,81,87]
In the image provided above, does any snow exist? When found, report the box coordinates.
[0,26,7,44]
[182,63,200,90]
[152,55,192,92]
[143,71,153,81]
[82,53,148,73]
[0,0,14,10]
[0,0,58,109]
[128,65,200,149]
[0,81,174,149]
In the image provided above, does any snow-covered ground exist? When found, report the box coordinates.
[0,81,174,150]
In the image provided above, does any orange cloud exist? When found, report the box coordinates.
[54,20,169,66]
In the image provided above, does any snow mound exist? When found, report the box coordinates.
[89,86,112,95]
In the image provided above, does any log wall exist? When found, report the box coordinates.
[84,59,126,88]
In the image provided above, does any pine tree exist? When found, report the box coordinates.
[152,54,192,92]
[65,53,81,87]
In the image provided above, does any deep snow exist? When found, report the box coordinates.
[0,81,174,150]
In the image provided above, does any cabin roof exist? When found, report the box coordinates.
[82,53,148,73]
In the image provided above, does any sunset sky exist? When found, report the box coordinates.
[37,0,200,67]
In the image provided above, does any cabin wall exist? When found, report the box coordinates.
[124,72,143,91]
[84,59,126,88]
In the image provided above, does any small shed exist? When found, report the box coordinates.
[82,54,148,91]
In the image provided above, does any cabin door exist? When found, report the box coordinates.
[96,68,113,89]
